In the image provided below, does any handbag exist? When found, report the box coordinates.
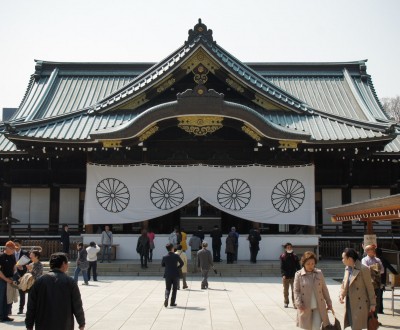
[321,310,341,330]
[367,312,379,330]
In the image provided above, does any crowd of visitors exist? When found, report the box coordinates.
[0,227,398,329]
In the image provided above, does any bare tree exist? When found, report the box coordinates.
[381,96,400,122]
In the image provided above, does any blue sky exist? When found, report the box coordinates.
[0,0,399,115]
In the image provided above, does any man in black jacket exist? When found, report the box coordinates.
[279,242,300,308]
[247,228,261,263]
[25,252,85,330]
[210,225,222,262]
[60,224,70,255]
[13,239,30,314]
[161,243,183,308]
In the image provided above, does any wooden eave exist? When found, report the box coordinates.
[326,194,400,222]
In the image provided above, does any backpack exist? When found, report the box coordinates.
[369,263,381,289]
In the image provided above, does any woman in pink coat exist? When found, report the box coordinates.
[294,251,332,330]
[339,248,376,330]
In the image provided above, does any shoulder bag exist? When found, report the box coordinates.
[367,312,379,330]
[321,310,341,330]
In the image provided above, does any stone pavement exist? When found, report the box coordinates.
[3,276,400,330]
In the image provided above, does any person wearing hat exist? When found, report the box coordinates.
[0,240,17,322]
[280,242,301,308]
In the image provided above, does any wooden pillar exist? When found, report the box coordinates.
[366,220,373,235]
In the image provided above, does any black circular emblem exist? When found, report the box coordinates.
[217,179,251,211]
[150,178,184,210]
[271,179,305,213]
[96,178,130,213]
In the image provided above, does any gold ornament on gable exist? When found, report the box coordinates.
[180,48,220,74]
[241,125,261,141]
[278,140,299,149]
[102,140,122,148]
[139,125,159,142]
[178,116,223,136]
[156,77,176,93]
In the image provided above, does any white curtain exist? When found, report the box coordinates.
[84,163,315,226]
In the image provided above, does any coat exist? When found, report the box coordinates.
[60,230,70,253]
[294,268,332,329]
[176,250,188,273]
[340,260,376,330]
[225,234,236,254]
[25,269,85,330]
[180,231,188,251]
[162,252,183,279]
[137,235,150,255]
[76,248,89,270]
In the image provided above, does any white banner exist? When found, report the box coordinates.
[84,163,315,226]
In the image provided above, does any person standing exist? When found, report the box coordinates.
[147,228,155,262]
[361,244,384,318]
[230,227,239,262]
[197,241,213,290]
[137,230,150,269]
[168,227,179,250]
[180,228,188,252]
[161,243,183,308]
[210,225,222,262]
[13,239,29,315]
[339,247,376,330]
[25,252,85,330]
[280,242,301,308]
[194,225,205,243]
[247,228,261,263]
[294,251,332,330]
[225,231,236,264]
[60,224,70,255]
[188,234,201,273]
[26,250,43,280]
[74,243,89,285]
[86,242,100,282]
[0,241,16,323]
[100,225,113,263]
[175,244,188,289]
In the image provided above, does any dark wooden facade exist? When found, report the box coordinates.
[1,19,399,238]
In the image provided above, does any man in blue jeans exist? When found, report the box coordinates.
[0,241,17,322]
[100,225,113,263]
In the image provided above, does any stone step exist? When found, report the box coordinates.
[42,260,345,278]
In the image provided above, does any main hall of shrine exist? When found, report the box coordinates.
[1,20,399,239]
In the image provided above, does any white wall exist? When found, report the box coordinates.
[82,234,319,261]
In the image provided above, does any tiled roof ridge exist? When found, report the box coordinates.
[194,35,310,113]
[89,43,191,113]
[366,75,389,117]
[299,106,394,133]
[11,74,36,121]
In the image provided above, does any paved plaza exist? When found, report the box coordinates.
[3,275,400,330]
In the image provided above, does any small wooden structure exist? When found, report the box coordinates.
[326,194,400,235]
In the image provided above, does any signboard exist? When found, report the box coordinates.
[363,234,377,247]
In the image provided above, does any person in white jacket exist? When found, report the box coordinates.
[86,242,100,281]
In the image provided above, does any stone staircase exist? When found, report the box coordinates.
[43,260,345,278]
